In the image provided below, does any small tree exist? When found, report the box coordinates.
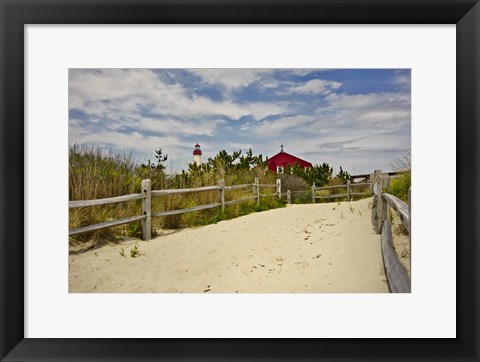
[139,148,169,189]
[283,162,304,177]
[153,148,168,171]
[308,163,333,187]
[335,166,350,184]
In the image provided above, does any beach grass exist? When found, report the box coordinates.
[69,144,284,248]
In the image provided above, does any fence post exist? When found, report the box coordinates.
[408,187,411,273]
[347,180,351,201]
[312,182,316,203]
[255,177,260,206]
[372,170,382,233]
[141,179,151,241]
[287,190,291,205]
[276,178,281,198]
[379,172,390,231]
[218,179,225,212]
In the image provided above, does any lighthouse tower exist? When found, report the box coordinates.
[193,143,202,166]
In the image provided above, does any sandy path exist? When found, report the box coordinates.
[69,198,388,293]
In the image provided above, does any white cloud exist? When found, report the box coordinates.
[138,118,226,137]
[279,69,331,77]
[189,69,273,91]
[69,69,286,122]
[69,69,159,104]
[254,115,315,137]
[393,75,410,85]
[325,92,409,109]
[69,125,184,160]
[286,79,342,95]
[314,92,411,131]
[151,94,284,120]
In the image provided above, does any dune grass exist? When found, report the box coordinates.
[69,144,284,248]
[389,172,411,203]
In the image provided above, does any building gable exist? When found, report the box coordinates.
[267,151,313,173]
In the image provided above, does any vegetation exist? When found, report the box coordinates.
[69,143,363,250]
[69,144,145,244]
[274,160,357,203]
[188,148,266,175]
[69,144,284,247]
[389,151,411,203]
[390,172,411,203]
[130,243,142,258]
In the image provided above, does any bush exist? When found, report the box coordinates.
[293,190,313,204]
[390,172,411,203]
[259,195,285,209]
[278,173,310,192]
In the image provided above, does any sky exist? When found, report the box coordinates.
[69,68,411,175]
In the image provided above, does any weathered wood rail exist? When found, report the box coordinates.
[69,190,147,237]
[371,169,411,293]
[69,178,281,240]
[283,180,371,205]
[312,180,371,202]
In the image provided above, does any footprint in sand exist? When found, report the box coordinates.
[294,261,309,270]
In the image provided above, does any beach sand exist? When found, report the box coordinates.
[69,198,388,293]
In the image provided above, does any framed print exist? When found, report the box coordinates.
[1,0,479,361]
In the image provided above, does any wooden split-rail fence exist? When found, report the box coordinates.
[312,180,371,202]
[70,176,374,240]
[69,178,282,241]
[371,169,411,293]
[284,180,371,204]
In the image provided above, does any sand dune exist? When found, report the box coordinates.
[69,198,388,293]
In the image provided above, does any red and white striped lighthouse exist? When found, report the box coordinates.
[193,143,202,166]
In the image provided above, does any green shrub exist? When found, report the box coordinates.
[128,222,142,238]
[390,172,411,203]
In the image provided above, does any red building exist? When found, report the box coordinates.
[267,145,313,173]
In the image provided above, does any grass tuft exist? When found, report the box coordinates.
[69,144,285,249]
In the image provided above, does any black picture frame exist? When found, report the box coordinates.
[1,1,478,361]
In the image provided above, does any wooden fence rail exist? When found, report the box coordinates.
[282,180,371,205]
[312,180,371,202]
[68,193,145,208]
[69,215,146,236]
[371,169,411,293]
[68,191,147,236]
[151,185,221,195]
[69,178,281,240]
